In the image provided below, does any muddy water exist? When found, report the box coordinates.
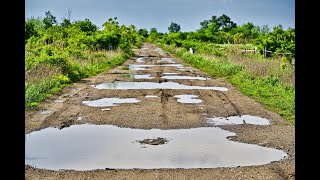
[92,82,228,91]
[82,98,140,107]
[175,95,203,104]
[25,124,287,171]
[207,115,271,125]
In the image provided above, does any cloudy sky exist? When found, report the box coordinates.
[25,0,295,32]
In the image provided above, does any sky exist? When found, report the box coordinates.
[25,0,295,33]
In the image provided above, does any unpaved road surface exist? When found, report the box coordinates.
[25,43,294,179]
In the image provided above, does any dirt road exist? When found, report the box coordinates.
[25,43,294,179]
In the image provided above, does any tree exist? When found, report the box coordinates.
[217,14,237,32]
[168,22,181,33]
[138,28,148,38]
[60,18,71,27]
[148,28,159,42]
[25,17,43,42]
[73,18,98,35]
[43,11,57,29]
[200,20,210,29]
[102,17,119,31]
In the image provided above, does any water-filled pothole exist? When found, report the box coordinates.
[175,95,203,104]
[157,58,175,64]
[207,115,271,125]
[160,64,184,68]
[39,110,54,115]
[136,57,145,63]
[82,98,140,107]
[129,64,156,70]
[130,74,155,79]
[92,82,228,91]
[162,75,209,80]
[163,73,179,75]
[25,124,287,170]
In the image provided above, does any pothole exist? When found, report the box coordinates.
[207,115,271,125]
[92,82,228,91]
[130,74,155,79]
[25,124,287,170]
[175,95,203,104]
[161,75,209,80]
[82,98,140,107]
[162,72,179,75]
[136,57,145,63]
[129,64,156,70]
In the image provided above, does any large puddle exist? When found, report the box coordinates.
[162,75,209,80]
[175,95,203,104]
[129,64,185,70]
[82,98,140,107]
[25,124,287,170]
[160,64,184,68]
[129,64,156,70]
[207,115,271,125]
[92,82,228,91]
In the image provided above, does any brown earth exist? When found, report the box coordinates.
[25,43,295,179]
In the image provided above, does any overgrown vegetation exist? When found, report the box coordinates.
[150,14,295,124]
[26,12,295,124]
[157,44,294,124]
[25,11,146,109]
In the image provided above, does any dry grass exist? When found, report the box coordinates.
[25,64,61,84]
[204,50,295,87]
[72,49,123,67]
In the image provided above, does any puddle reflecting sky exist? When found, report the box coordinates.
[130,74,155,79]
[207,115,271,125]
[82,98,140,107]
[162,75,209,80]
[26,124,286,171]
[136,57,145,63]
[175,95,203,104]
[92,82,228,91]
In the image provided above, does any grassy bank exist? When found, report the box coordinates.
[157,43,295,124]
[25,49,132,109]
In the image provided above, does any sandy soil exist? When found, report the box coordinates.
[25,43,295,180]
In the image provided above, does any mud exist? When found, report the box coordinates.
[25,43,294,179]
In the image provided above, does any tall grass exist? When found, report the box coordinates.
[25,49,130,109]
[158,43,295,124]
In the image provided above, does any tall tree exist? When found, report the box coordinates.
[138,28,148,37]
[73,18,98,35]
[168,22,181,33]
[217,14,237,32]
[200,20,210,29]
[43,11,57,29]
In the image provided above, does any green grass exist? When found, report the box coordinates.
[25,50,131,109]
[157,43,295,124]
